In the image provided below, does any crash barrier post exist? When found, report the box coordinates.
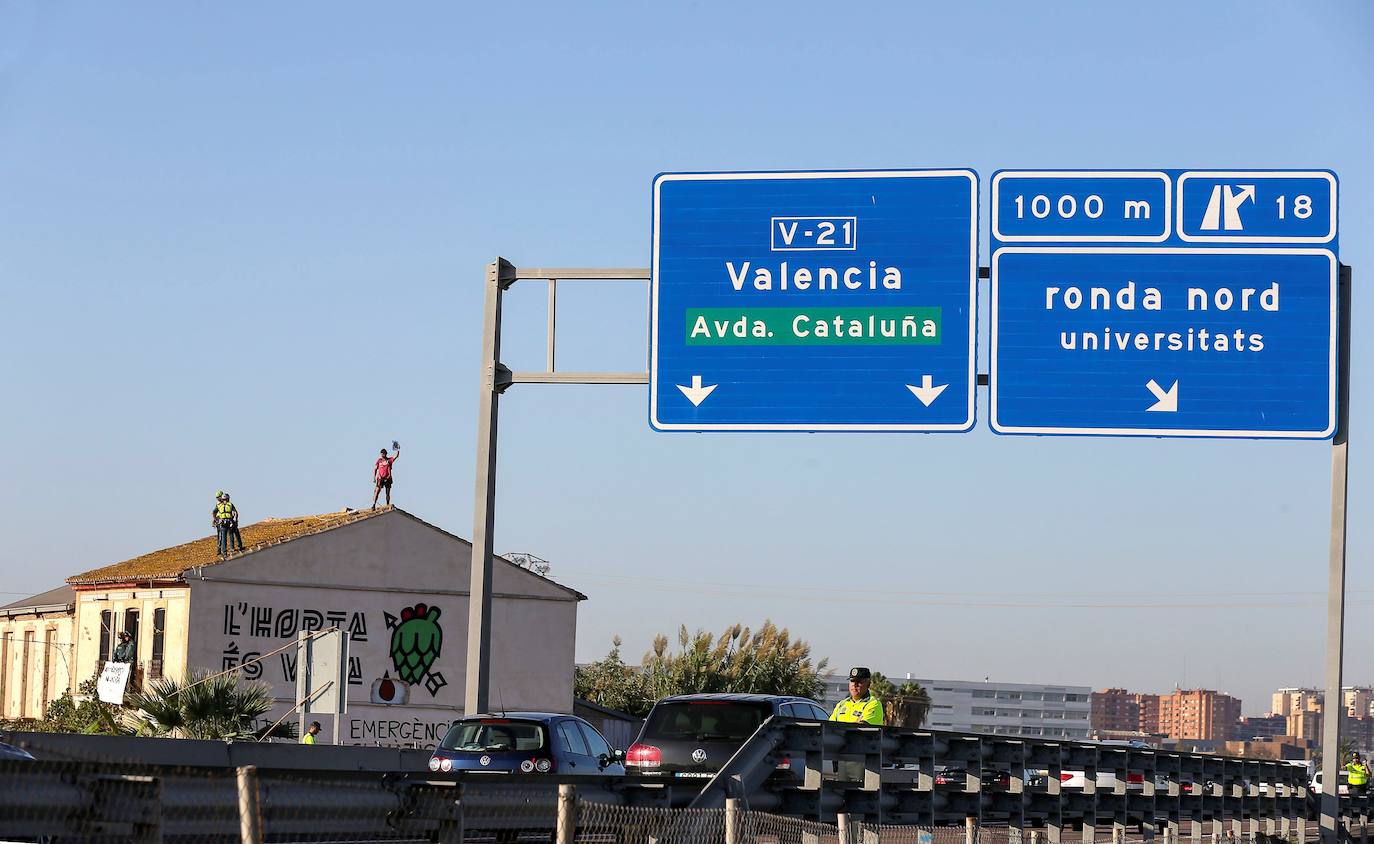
[237,764,263,844]
[838,812,852,844]
[725,796,740,844]
[966,815,977,844]
[558,782,576,844]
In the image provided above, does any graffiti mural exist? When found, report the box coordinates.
[222,603,368,642]
[386,603,447,697]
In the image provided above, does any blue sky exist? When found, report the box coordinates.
[1,2,1370,714]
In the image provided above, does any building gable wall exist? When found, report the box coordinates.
[183,510,579,746]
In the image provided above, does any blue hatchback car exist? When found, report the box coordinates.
[429,713,624,776]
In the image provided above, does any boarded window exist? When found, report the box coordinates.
[0,633,9,718]
[21,631,34,718]
[41,628,53,710]
[99,610,112,661]
[151,608,166,679]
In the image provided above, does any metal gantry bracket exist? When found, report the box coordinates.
[507,265,651,387]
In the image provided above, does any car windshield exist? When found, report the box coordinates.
[440,720,546,753]
[644,702,770,742]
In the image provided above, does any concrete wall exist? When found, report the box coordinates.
[0,612,75,720]
[183,510,580,747]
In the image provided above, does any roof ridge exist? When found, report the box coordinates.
[67,505,395,585]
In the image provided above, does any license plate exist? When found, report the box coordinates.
[675,772,715,779]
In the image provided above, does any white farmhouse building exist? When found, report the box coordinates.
[0,506,584,747]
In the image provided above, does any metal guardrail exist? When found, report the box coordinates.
[4,722,1373,843]
[0,761,654,843]
[682,718,1370,841]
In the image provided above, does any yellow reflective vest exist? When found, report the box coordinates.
[830,694,884,725]
[215,502,235,522]
[301,733,315,745]
[1347,761,1369,786]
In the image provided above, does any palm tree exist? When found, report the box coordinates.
[871,673,932,728]
[125,670,295,740]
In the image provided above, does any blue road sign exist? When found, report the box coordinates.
[991,248,1337,437]
[1178,171,1337,244]
[993,171,1171,243]
[650,170,977,432]
[991,169,1339,438]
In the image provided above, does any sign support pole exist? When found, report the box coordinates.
[465,258,512,716]
[1320,264,1353,844]
[462,261,647,716]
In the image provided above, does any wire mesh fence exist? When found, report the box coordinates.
[849,824,966,844]
[577,801,726,844]
[743,809,848,844]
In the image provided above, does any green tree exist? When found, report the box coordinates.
[574,636,649,715]
[577,621,829,718]
[1,675,126,735]
[124,670,295,740]
[871,672,931,728]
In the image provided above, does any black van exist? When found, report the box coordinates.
[624,693,828,780]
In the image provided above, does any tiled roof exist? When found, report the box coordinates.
[67,507,391,586]
[0,585,76,612]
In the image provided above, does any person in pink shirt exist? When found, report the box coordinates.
[372,441,400,509]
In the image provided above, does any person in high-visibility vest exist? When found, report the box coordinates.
[1346,754,1370,794]
[302,721,321,745]
[830,667,885,725]
[212,491,240,557]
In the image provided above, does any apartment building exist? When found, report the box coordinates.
[1091,688,1139,733]
[1158,688,1242,742]
[1136,693,1162,734]
[1270,687,1374,750]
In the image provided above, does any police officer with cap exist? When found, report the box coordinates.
[829,667,884,725]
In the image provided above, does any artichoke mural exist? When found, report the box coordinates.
[389,603,445,690]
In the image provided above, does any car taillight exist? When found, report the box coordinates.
[626,743,662,768]
[776,756,791,770]
[1127,773,1144,784]
[439,758,453,772]
[520,760,535,773]
[428,758,442,772]
[535,757,553,773]
[1060,773,1074,782]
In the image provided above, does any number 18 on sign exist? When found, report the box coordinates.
[650,170,978,431]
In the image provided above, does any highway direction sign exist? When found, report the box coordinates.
[991,169,1339,438]
[650,170,977,431]
[1178,171,1337,244]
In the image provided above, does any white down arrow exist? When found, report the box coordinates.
[905,375,948,407]
[676,375,717,407]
